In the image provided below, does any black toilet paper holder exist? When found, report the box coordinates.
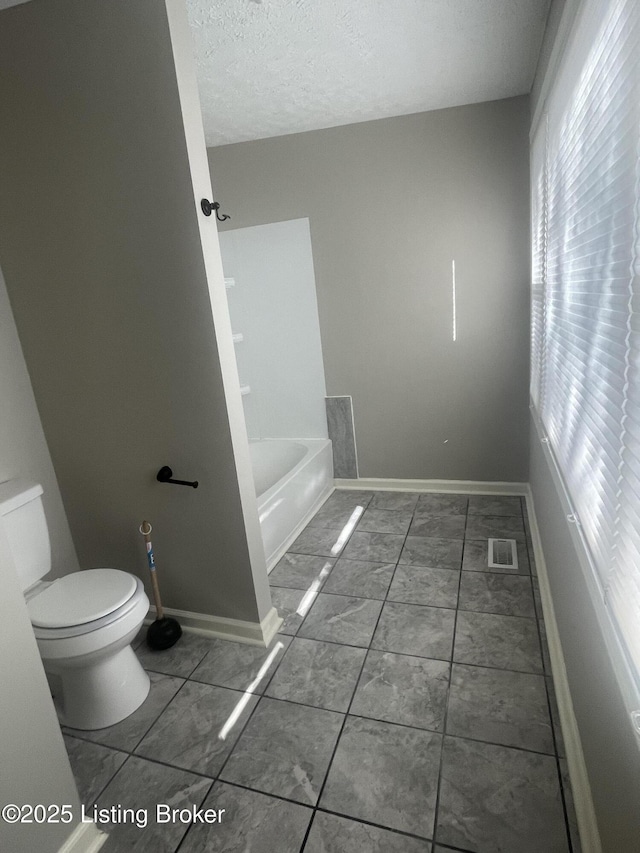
[156,467,198,489]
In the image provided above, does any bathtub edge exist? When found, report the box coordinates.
[266,482,334,572]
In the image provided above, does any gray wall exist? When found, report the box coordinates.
[0,263,78,578]
[209,97,531,482]
[528,1,640,849]
[0,0,269,622]
[0,267,81,851]
[530,426,640,851]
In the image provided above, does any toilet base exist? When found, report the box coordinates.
[49,644,151,730]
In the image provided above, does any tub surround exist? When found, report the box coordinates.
[218,220,328,443]
[326,396,358,479]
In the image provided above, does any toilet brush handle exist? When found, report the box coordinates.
[149,571,164,621]
[140,520,164,620]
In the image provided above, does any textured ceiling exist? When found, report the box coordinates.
[187,0,550,147]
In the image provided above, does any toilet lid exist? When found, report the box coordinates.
[28,569,138,628]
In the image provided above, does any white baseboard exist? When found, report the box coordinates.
[266,483,335,573]
[145,605,283,648]
[525,489,602,853]
[259,605,284,646]
[335,477,528,495]
[58,821,106,853]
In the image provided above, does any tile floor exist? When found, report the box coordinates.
[62,489,581,853]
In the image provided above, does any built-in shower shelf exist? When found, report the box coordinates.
[224,277,235,289]
[232,332,244,343]
[240,385,251,396]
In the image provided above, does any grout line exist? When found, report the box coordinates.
[63,734,217,782]
[169,777,217,853]
[311,805,436,846]
[183,659,550,717]
[431,502,467,846]
[272,580,538,619]
[274,608,545,674]
[299,504,421,852]
[86,752,133,809]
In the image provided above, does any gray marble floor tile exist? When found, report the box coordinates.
[357,508,412,534]
[307,502,365,530]
[372,602,455,660]
[370,490,421,511]
[351,650,449,731]
[454,611,543,673]
[437,736,569,853]
[322,558,395,600]
[559,758,583,853]
[399,536,463,570]
[462,538,530,575]
[220,697,343,805]
[324,489,375,508]
[415,492,469,515]
[179,780,312,853]
[265,637,366,711]
[468,495,524,516]
[290,526,349,557]
[269,586,309,635]
[341,531,405,563]
[135,631,220,678]
[95,755,212,853]
[305,812,432,853]
[465,514,526,542]
[63,671,184,752]
[298,593,383,647]
[458,572,535,618]
[135,681,258,776]
[320,716,441,838]
[269,553,335,590]
[63,735,127,806]
[387,565,460,608]
[408,514,466,539]
[446,664,554,753]
[190,634,291,694]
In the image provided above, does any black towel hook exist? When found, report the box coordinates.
[156,466,198,489]
[201,198,230,222]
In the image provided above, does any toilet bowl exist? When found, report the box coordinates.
[0,479,150,731]
[29,569,150,730]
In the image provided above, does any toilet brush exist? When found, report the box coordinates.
[139,520,182,650]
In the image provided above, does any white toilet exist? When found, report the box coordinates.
[0,478,150,730]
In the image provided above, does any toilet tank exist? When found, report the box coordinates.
[0,480,51,592]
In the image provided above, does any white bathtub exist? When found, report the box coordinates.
[249,438,334,570]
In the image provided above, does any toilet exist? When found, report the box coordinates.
[0,478,150,730]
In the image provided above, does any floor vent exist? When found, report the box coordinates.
[488,538,518,570]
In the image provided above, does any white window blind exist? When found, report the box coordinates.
[531,0,640,681]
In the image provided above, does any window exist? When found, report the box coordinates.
[531,0,640,685]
